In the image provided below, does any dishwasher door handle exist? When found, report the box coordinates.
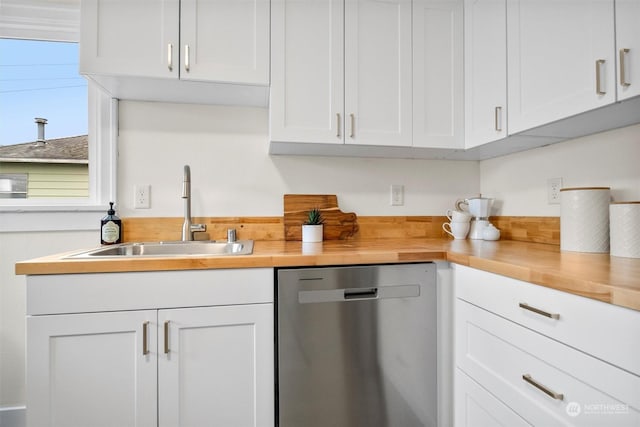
[344,288,378,300]
[298,284,419,304]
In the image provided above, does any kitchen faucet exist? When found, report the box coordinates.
[181,165,206,241]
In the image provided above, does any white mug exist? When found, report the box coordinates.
[443,221,470,239]
[446,209,471,223]
[482,224,500,241]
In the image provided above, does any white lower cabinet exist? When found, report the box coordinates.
[26,269,274,427]
[158,304,273,427]
[27,310,158,427]
[455,369,530,427]
[454,265,640,426]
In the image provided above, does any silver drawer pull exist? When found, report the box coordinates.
[519,302,560,320]
[349,113,355,138]
[595,59,606,95]
[164,321,170,354]
[142,321,150,356]
[184,45,190,72]
[522,374,564,400]
[620,48,631,87]
[494,106,502,131]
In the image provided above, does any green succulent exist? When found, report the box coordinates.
[304,208,325,225]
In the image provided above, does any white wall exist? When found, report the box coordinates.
[480,124,640,216]
[0,230,94,410]
[117,101,480,219]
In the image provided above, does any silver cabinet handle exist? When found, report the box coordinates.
[519,302,560,319]
[142,321,150,356]
[522,374,564,400]
[336,113,341,138]
[595,59,606,95]
[620,48,631,87]
[163,321,170,354]
[184,45,190,72]
[167,44,173,71]
[494,106,502,131]
[349,113,355,138]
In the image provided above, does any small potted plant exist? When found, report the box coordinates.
[302,208,324,243]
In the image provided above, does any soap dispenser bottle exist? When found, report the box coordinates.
[101,202,122,245]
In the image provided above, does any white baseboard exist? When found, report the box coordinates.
[0,406,25,427]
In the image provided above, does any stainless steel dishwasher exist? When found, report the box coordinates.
[276,263,437,427]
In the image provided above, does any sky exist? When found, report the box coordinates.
[0,38,88,146]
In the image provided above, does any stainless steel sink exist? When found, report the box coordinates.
[67,240,254,258]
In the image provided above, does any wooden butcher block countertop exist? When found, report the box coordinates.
[15,238,640,312]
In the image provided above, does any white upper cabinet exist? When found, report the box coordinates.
[180,0,269,84]
[80,0,179,79]
[271,0,412,147]
[507,0,616,134]
[269,0,344,144]
[344,0,413,147]
[80,0,269,105]
[464,0,507,148]
[616,0,640,100]
[413,0,464,149]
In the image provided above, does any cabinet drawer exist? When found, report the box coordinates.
[454,264,640,376]
[455,369,530,427]
[456,300,640,426]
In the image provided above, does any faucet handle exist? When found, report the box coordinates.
[227,228,237,243]
[191,224,206,233]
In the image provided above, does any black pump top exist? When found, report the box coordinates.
[107,202,115,215]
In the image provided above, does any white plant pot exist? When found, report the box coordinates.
[302,224,323,243]
[302,242,323,254]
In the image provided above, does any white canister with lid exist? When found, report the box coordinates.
[560,187,610,253]
[610,201,640,258]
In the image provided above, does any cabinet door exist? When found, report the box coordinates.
[345,0,413,146]
[455,369,531,427]
[180,0,269,84]
[80,0,179,78]
[616,0,640,100]
[27,311,158,427]
[413,0,464,149]
[158,304,274,427]
[270,0,344,144]
[464,0,507,148]
[507,0,615,134]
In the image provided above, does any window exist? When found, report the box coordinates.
[0,39,90,199]
[0,0,116,231]
[0,173,27,198]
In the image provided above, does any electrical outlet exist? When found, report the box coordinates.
[547,177,563,204]
[390,184,404,206]
[134,184,150,209]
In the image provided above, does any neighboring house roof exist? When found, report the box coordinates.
[0,135,88,164]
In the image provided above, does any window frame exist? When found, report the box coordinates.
[0,1,118,232]
[0,173,28,198]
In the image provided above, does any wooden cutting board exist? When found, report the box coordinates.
[284,194,359,240]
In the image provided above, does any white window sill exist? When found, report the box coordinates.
[0,207,106,232]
